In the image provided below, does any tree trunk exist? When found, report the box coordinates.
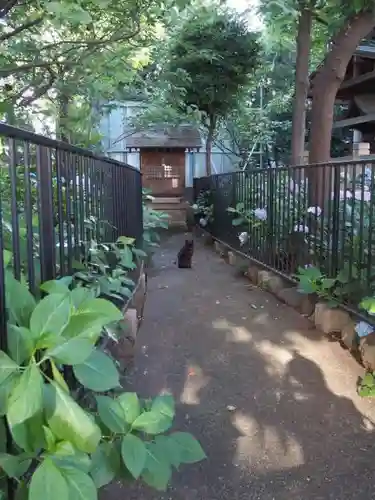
[308,10,375,206]
[205,120,215,176]
[290,5,312,166]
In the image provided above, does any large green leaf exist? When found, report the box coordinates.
[121,434,147,479]
[40,279,71,295]
[73,350,120,392]
[44,382,101,453]
[60,465,97,500]
[117,393,141,425]
[30,294,71,339]
[0,351,19,386]
[90,442,120,489]
[151,394,175,419]
[52,441,91,474]
[9,413,45,452]
[132,410,172,435]
[95,396,128,434]
[5,271,36,327]
[7,364,43,428]
[141,441,171,491]
[7,325,35,364]
[29,458,68,500]
[45,335,94,365]
[60,313,106,342]
[70,288,95,310]
[76,298,122,323]
[169,432,206,464]
[0,453,32,479]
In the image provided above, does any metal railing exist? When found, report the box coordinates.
[0,122,143,287]
[194,160,375,315]
[0,123,143,499]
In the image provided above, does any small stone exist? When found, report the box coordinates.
[300,294,317,316]
[341,321,357,350]
[277,287,304,309]
[251,304,258,309]
[314,302,350,334]
[227,251,237,266]
[246,265,259,283]
[216,300,220,304]
[257,270,274,288]
[226,405,236,412]
[360,333,375,371]
[267,275,286,295]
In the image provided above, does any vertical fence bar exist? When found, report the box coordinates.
[55,149,66,276]
[8,138,21,280]
[36,145,55,282]
[24,142,36,293]
[331,164,341,277]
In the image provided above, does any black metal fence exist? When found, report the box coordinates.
[194,160,375,313]
[0,123,142,291]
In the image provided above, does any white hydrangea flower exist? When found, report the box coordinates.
[254,208,267,221]
[294,224,309,233]
[238,231,249,246]
[307,206,322,216]
[192,204,198,210]
[354,190,371,202]
[199,217,207,227]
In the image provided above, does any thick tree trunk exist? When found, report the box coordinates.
[290,5,312,166]
[308,10,375,205]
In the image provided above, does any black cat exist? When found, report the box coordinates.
[177,238,194,269]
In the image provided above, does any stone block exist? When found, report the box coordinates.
[257,270,274,288]
[360,333,375,371]
[203,233,214,246]
[314,302,351,334]
[267,275,286,295]
[227,251,237,266]
[300,295,317,316]
[214,241,223,254]
[277,287,304,309]
[246,265,259,283]
[341,321,357,351]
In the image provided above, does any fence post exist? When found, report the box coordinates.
[331,164,341,276]
[267,167,275,262]
[36,145,56,282]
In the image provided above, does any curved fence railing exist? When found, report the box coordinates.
[194,161,375,320]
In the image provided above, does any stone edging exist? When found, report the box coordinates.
[202,233,375,373]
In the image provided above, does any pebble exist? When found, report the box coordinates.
[226,404,237,412]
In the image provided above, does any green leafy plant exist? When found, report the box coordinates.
[358,372,375,398]
[142,189,170,252]
[227,202,265,228]
[294,265,353,307]
[0,272,206,498]
[73,235,147,308]
[192,190,214,226]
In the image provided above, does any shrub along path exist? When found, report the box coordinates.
[104,233,375,500]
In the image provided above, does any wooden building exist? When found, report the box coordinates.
[332,41,375,153]
[124,124,201,198]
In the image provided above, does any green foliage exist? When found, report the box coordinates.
[192,190,214,226]
[142,188,170,252]
[358,372,375,397]
[294,265,354,307]
[0,276,206,497]
[167,7,260,127]
[227,203,265,229]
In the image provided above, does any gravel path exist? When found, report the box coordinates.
[104,234,375,500]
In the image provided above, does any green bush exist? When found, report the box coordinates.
[0,272,205,498]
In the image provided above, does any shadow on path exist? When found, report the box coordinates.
[104,234,375,500]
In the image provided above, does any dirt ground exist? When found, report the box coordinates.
[103,234,375,500]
